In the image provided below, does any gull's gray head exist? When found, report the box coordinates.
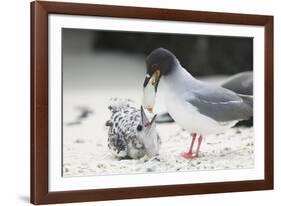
[146,48,177,77]
[142,48,178,112]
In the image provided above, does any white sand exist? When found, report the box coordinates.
[62,52,253,177]
[62,91,254,177]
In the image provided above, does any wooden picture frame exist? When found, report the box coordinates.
[31,0,274,204]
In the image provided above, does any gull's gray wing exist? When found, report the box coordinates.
[184,84,253,122]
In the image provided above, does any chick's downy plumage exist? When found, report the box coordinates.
[106,99,161,159]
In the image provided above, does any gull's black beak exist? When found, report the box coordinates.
[143,70,161,89]
[142,70,161,112]
[143,74,151,88]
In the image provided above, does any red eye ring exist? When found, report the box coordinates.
[152,64,158,69]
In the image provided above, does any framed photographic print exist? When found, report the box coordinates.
[30,1,274,204]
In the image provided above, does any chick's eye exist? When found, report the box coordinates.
[136,125,143,131]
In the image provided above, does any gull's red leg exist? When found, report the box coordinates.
[195,135,203,157]
[181,133,197,159]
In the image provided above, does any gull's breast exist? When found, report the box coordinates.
[164,90,236,135]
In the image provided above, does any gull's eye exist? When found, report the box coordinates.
[152,64,158,69]
[136,125,143,131]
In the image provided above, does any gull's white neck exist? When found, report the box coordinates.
[160,63,236,134]
[162,63,198,93]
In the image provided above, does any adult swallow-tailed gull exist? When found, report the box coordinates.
[155,71,253,124]
[142,48,253,159]
[221,71,253,95]
[106,99,161,159]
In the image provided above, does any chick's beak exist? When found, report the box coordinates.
[142,70,161,112]
[140,106,150,126]
[140,106,157,127]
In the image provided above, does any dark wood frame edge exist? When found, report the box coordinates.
[30,1,274,204]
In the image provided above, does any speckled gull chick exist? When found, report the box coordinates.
[142,48,253,159]
[106,99,161,159]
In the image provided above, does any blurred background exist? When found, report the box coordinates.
[62,28,254,177]
[62,28,253,92]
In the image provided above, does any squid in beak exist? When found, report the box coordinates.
[142,69,161,113]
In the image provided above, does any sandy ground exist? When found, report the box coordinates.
[62,91,254,177]
[62,52,254,177]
